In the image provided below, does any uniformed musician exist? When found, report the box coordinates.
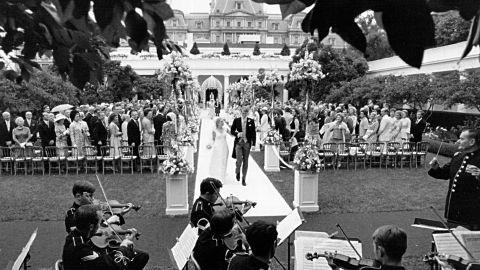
[362,225,407,270]
[190,177,223,233]
[227,221,278,270]
[62,204,149,270]
[65,181,132,233]
[429,128,480,230]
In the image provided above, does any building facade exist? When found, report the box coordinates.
[166,0,347,49]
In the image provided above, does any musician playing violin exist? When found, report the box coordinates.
[228,220,278,270]
[361,225,407,270]
[193,209,239,270]
[190,178,223,234]
[62,204,149,270]
[65,181,134,233]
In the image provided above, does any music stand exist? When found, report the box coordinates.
[276,207,306,270]
[12,228,37,270]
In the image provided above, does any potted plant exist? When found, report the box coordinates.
[292,144,322,212]
[162,148,193,215]
[263,129,282,172]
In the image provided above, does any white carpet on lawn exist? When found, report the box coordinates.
[194,110,291,217]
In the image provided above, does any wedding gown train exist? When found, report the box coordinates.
[209,126,229,183]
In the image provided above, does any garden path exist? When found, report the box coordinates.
[194,110,291,217]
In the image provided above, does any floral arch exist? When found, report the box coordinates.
[200,75,223,103]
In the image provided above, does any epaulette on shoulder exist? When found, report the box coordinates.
[67,208,76,216]
[70,235,85,247]
[195,201,203,211]
[454,152,461,156]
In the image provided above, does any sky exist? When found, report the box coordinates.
[169,0,282,14]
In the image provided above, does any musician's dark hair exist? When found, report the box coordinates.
[72,180,96,196]
[246,221,278,257]
[210,209,235,237]
[372,225,407,262]
[465,129,480,146]
[75,205,100,230]
[200,177,223,195]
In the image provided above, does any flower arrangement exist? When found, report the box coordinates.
[178,131,194,146]
[161,153,193,175]
[293,144,322,172]
[289,53,325,82]
[156,51,193,83]
[263,130,282,145]
[188,121,199,134]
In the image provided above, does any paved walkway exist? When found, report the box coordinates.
[194,110,291,217]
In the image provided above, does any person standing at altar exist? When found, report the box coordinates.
[215,98,221,116]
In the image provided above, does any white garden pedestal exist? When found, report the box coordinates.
[179,145,195,171]
[293,170,319,212]
[264,144,280,172]
[252,132,261,152]
[165,173,189,215]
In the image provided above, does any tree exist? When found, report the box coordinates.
[326,76,386,106]
[434,70,480,112]
[280,44,291,56]
[0,0,178,88]
[253,43,261,56]
[103,61,139,102]
[382,74,434,109]
[134,76,170,99]
[190,42,201,55]
[0,70,79,114]
[433,11,471,46]
[222,43,231,56]
[356,12,395,61]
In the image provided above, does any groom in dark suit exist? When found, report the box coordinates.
[231,106,256,186]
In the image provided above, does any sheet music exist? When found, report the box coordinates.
[294,231,362,270]
[12,228,37,270]
[170,225,199,270]
[277,207,305,246]
[432,231,480,260]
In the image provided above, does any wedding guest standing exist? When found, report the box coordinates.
[142,108,156,156]
[38,112,56,150]
[91,111,108,155]
[399,110,411,143]
[410,110,426,143]
[378,108,393,143]
[12,117,32,147]
[55,114,68,157]
[358,110,369,141]
[364,112,379,143]
[69,110,88,156]
[24,111,37,143]
[121,114,130,146]
[108,113,122,157]
[0,111,14,147]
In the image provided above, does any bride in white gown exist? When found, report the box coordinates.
[207,117,229,182]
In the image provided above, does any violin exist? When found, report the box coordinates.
[306,252,381,270]
[93,199,141,215]
[424,252,480,270]
[212,195,256,214]
[91,224,141,249]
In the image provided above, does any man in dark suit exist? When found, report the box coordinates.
[38,112,55,149]
[410,110,426,143]
[24,111,37,143]
[0,111,14,147]
[153,105,166,145]
[231,106,256,186]
[127,110,142,158]
[214,99,221,116]
[91,111,108,154]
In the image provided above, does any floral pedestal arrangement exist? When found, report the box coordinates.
[252,132,261,152]
[292,144,322,212]
[263,130,281,172]
[162,154,193,216]
[264,144,280,172]
[179,144,194,171]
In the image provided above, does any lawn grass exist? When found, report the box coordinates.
[251,151,450,214]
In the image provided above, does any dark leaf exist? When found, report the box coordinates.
[70,52,103,89]
[460,15,480,60]
[72,0,90,19]
[382,0,435,68]
[0,62,4,70]
[53,45,70,74]
[332,22,367,53]
[125,10,150,53]
[3,70,19,82]
[93,0,116,29]
[95,2,125,47]
[20,66,31,82]
[280,1,307,19]
[252,0,296,3]
[2,30,24,54]
[142,0,174,20]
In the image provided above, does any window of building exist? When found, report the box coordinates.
[258,21,262,28]
[216,21,220,27]
[196,21,203,29]
[274,37,279,44]
[216,35,220,42]
[247,21,252,28]
[235,1,242,9]
[172,19,177,27]
[226,21,231,27]
[237,21,241,27]
[328,37,335,45]
[272,23,279,30]
[294,36,298,44]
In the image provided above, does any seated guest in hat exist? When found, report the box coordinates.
[228,220,278,270]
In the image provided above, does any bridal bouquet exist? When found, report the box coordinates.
[161,154,193,175]
[263,130,282,145]
[293,144,322,172]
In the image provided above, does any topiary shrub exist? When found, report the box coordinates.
[280,43,290,56]
[253,43,261,56]
[190,42,200,55]
[221,43,231,56]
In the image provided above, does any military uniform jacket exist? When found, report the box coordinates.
[228,254,269,270]
[193,228,230,270]
[428,149,480,226]
[190,197,214,232]
[62,229,135,270]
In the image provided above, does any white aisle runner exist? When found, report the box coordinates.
[194,110,291,217]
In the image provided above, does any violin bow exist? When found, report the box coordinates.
[95,174,123,242]
[429,206,477,260]
[336,224,363,259]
